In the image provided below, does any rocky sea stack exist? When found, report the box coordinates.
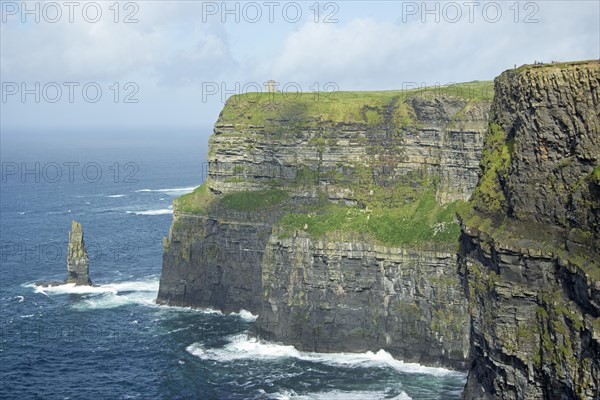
[66,220,92,286]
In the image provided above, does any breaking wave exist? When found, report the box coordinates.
[186,334,462,377]
[26,279,159,310]
[135,187,196,195]
[126,209,173,216]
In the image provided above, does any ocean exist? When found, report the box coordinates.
[0,134,466,399]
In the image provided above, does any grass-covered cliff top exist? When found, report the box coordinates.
[174,178,469,247]
[512,59,599,73]
[217,80,493,126]
[278,192,469,246]
[174,183,289,214]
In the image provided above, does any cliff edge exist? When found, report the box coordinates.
[460,60,600,399]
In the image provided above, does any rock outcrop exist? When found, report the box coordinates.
[66,220,92,286]
[208,90,489,205]
[157,211,276,313]
[158,84,491,369]
[460,60,600,399]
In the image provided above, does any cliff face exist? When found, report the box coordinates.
[157,84,491,369]
[157,212,272,313]
[208,91,488,205]
[256,231,470,369]
[460,61,600,399]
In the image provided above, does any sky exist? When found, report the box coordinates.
[0,0,599,145]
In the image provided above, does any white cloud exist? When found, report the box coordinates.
[0,1,234,83]
[1,1,597,132]
[265,2,599,91]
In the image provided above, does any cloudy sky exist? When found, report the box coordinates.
[1,0,598,143]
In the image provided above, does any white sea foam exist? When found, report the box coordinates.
[27,279,160,310]
[270,388,412,400]
[153,303,224,315]
[126,209,173,215]
[187,334,462,377]
[166,326,193,334]
[135,186,196,195]
[107,194,127,198]
[15,296,24,303]
[231,309,258,322]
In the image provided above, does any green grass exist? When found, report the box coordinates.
[173,183,213,214]
[472,122,512,212]
[174,185,290,214]
[294,166,320,186]
[513,59,599,73]
[218,81,493,126]
[221,189,289,211]
[279,191,470,246]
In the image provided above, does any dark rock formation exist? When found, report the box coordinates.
[66,220,92,286]
[157,212,274,313]
[460,60,600,399]
[255,231,470,369]
[157,61,599,394]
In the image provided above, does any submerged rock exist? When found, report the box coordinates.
[65,220,92,286]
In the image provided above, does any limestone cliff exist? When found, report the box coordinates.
[157,211,277,313]
[157,83,491,369]
[460,60,600,399]
[208,88,489,205]
[257,230,470,369]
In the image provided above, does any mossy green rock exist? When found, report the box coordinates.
[208,87,491,205]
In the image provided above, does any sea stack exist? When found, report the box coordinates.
[66,220,92,285]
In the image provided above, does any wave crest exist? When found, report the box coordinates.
[186,334,463,377]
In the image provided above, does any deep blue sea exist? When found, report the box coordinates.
[0,133,466,399]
